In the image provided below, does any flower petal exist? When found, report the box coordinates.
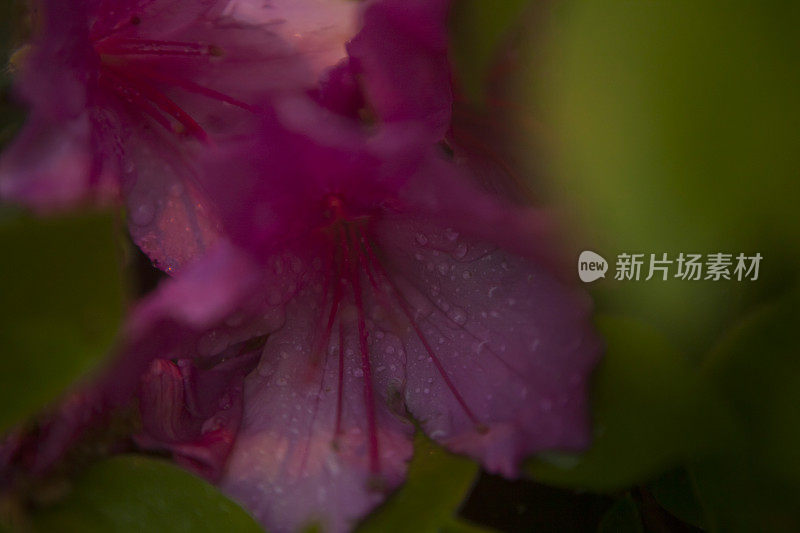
[347,0,453,139]
[372,216,601,476]
[220,0,359,79]
[136,355,257,481]
[221,273,414,533]
[0,114,114,209]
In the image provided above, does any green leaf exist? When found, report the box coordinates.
[357,433,479,533]
[670,288,800,532]
[534,0,800,353]
[704,289,800,482]
[649,468,706,530]
[528,316,732,491]
[0,212,124,431]
[689,458,800,533]
[450,0,531,104]
[31,455,263,533]
[597,495,642,533]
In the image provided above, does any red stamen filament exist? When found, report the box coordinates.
[102,63,208,141]
[95,38,219,57]
[335,321,345,439]
[341,224,381,474]
[362,238,486,431]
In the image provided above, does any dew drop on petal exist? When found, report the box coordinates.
[447,306,468,326]
[130,198,156,226]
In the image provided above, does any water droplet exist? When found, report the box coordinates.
[415,233,429,246]
[130,199,155,226]
[444,228,459,241]
[353,368,364,378]
[437,263,449,276]
[462,270,472,280]
[447,307,468,326]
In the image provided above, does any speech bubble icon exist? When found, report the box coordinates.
[578,250,608,283]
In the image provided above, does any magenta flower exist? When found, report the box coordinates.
[0,0,352,272]
[125,101,600,532]
[311,0,453,141]
[349,0,453,137]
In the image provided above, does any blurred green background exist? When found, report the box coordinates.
[1,0,799,531]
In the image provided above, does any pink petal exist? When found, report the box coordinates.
[221,276,414,533]
[136,355,256,481]
[110,241,266,406]
[347,0,453,139]
[220,0,359,79]
[121,131,221,274]
[0,115,115,209]
[372,216,601,476]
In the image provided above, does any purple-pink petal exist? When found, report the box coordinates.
[347,0,454,139]
[374,216,599,475]
[221,276,414,533]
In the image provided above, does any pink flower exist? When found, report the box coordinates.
[0,0,352,272]
[127,101,600,532]
[312,0,453,141]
